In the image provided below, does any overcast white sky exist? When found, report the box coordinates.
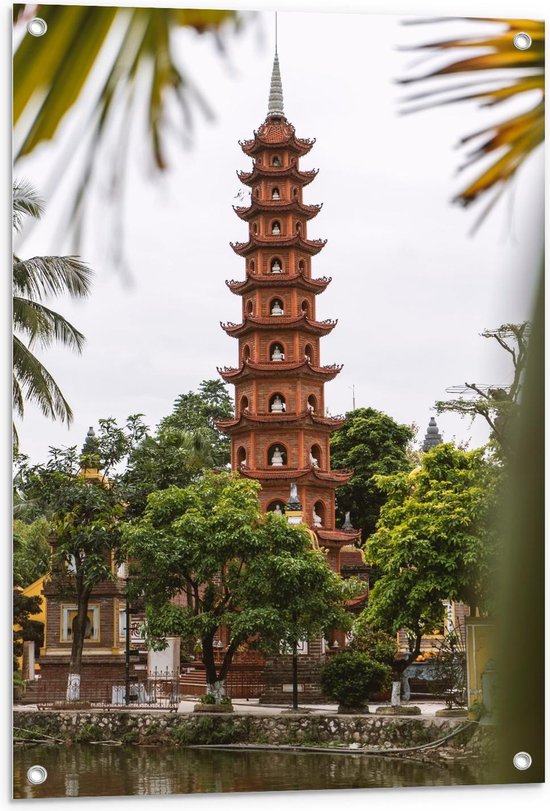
[13,7,544,462]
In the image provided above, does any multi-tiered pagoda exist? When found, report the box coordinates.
[217,53,361,573]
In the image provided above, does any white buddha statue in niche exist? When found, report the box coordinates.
[270,395,285,413]
[273,504,283,516]
[309,451,319,467]
[272,222,281,235]
[271,259,282,274]
[271,299,284,316]
[312,506,323,528]
[271,344,284,361]
[270,446,284,466]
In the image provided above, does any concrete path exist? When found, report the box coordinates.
[176,698,448,718]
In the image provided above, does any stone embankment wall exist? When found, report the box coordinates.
[13,711,490,756]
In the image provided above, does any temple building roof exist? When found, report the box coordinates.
[238,465,353,488]
[220,313,337,338]
[230,233,327,257]
[225,271,331,296]
[233,198,322,221]
[422,416,443,452]
[239,117,315,157]
[237,164,318,187]
[216,409,345,434]
[217,359,342,383]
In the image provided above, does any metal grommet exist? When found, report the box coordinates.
[27,765,48,785]
[513,751,532,771]
[513,32,532,50]
[27,18,48,37]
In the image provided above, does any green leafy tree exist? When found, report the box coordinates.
[12,181,93,446]
[124,472,351,701]
[436,323,530,459]
[121,380,233,515]
[13,589,44,676]
[349,616,398,669]
[366,443,500,680]
[18,420,142,700]
[13,518,51,587]
[330,407,414,541]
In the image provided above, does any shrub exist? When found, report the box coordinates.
[320,650,391,708]
[349,623,398,669]
[199,693,216,704]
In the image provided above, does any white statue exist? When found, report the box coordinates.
[270,395,285,413]
[309,451,319,467]
[307,401,315,413]
[271,344,284,361]
[239,455,247,468]
[273,504,283,516]
[272,223,281,235]
[312,506,323,528]
[271,300,284,316]
[270,259,282,274]
[270,446,284,466]
[272,188,280,200]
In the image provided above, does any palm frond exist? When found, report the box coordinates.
[399,18,545,223]
[12,256,92,299]
[13,178,43,231]
[13,297,86,352]
[13,335,74,424]
[13,5,241,259]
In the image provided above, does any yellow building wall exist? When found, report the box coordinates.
[14,576,46,672]
[465,616,494,715]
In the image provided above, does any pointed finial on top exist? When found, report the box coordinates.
[267,15,284,118]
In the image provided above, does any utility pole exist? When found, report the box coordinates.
[350,384,356,410]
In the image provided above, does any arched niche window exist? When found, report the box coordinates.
[236,446,247,467]
[292,187,298,198]
[268,443,287,467]
[254,187,259,198]
[270,257,283,274]
[272,156,282,167]
[312,501,325,528]
[252,223,258,234]
[295,221,302,233]
[271,220,281,236]
[271,187,280,200]
[268,500,285,515]
[301,299,309,315]
[304,344,314,364]
[249,259,255,273]
[270,342,285,362]
[239,395,249,414]
[307,394,317,413]
[270,298,284,316]
[298,259,305,272]
[246,300,254,315]
[310,444,321,468]
[242,344,251,363]
[269,392,286,413]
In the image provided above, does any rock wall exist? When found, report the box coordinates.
[13,710,488,754]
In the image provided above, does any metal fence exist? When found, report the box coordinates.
[20,670,181,710]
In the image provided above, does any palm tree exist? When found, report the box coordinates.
[12,181,93,446]
[400,18,544,228]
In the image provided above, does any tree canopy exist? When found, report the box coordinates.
[366,443,501,668]
[124,471,353,698]
[330,407,414,541]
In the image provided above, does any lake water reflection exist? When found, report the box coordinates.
[14,745,484,799]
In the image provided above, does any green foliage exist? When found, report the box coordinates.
[320,651,391,708]
[12,180,93,446]
[121,380,232,516]
[199,693,216,704]
[367,443,501,636]
[330,408,414,541]
[124,471,351,686]
[171,717,244,746]
[349,618,398,668]
[13,517,51,587]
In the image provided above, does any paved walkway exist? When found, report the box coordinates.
[175,698,448,717]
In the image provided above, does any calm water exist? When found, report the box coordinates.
[14,745,484,799]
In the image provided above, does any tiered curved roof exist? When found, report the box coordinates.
[238,465,352,487]
[217,359,342,383]
[215,410,345,434]
[220,313,337,338]
[230,233,327,257]
[233,198,322,222]
[239,117,315,157]
[225,271,331,296]
[317,528,362,545]
[237,164,318,187]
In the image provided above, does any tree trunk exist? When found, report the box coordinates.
[66,588,91,701]
[391,681,401,707]
[201,634,220,698]
[206,680,226,701]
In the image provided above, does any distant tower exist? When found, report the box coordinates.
[422,416,443,452]
[216,51,360,571]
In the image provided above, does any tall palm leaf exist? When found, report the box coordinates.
[399,18,544,229]
[13,5,242,257]
[12,181,93,446]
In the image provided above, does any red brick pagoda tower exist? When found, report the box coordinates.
[218,52,361,571]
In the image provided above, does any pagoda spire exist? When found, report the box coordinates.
[267,50,284,118]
